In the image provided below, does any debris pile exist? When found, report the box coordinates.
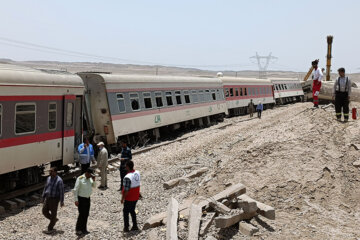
[144,182,275,239]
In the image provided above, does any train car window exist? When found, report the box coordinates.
[130,93,140,111]
[235,88,239,96]
[184,91,191,104]
[116,93,126,113]
[66,102,73,127]
[229,88,234,97]
[0,104,2,136]
[244,88,247,96]
[205,90,211,101]
[284,84,288,90]
[166,92,173,106]
[198,90,204,102]
[216,89,221,100]
[211,90,216,100]
[192,90,198,103]
[155,92,163,107]
[143,92,153,109]
[175,91,182,105]
[15,103,36,134]
[239,88,243,96]
[225,88,229,98]
[48,103,57,131]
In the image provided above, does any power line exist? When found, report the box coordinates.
[0,36,256,70]
[250,52,277,78]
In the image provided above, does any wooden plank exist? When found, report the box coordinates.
[238,194,275,220]
[188,204,202,240]
[239,221,259,236]
[199,212,216,236]
[215,210,257,228]
[166,198,179,240]
[209,200,231,214]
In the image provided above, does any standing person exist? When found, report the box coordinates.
[97,142,108,189]
[312,60,323,108]
[73,168,96,236]
[119,140,132,191]
[78,137,95,174]
[248,99,254,118]
[121,160,140,232]
[41,167,64,233]
[333,67,351,122]
[256,102,263,119]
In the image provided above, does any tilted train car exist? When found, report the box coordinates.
[220,77,275,116]
[78,73,228,147]
[269,77,304,104]
[0,64,84,191]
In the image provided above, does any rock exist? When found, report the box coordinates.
[239,221,259,236]
[353,160,360,167]
[148,229,158,240]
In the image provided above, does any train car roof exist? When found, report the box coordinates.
[0,63,84,87]
[220,76,272,84]
[78,73,223,84]
[268,77,300,83]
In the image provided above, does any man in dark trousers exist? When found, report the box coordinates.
[121,160,140,232]
[78,137,95,174]
[119,140,132,191]
[248,99,254,118]
[73,168,96,235]
[333,67,352,122]
[256,101,263,119]
[41,167,64,233]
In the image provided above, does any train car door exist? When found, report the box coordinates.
[63,95,76,165]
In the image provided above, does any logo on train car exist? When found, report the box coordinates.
[155,115,161,123]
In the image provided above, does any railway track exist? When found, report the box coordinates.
[0,121,234,206]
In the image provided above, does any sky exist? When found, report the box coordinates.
[0,0,359,72]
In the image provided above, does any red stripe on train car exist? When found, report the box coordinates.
[0,130,75,148]
[0,95,64,101]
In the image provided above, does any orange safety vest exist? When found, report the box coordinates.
[122,170,140,201]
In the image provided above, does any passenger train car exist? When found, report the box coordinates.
[221,77,275,116]
[0,64,304,192]
[0,64,84,191]
[269,77,304,104]
[78,73,228,147]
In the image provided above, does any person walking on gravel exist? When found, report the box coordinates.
[97,142,108,189]
[121,160,140,232]
[119,140,132,191]
[248,99,254,118]
[73,168,96,236]
[41,167,64,234]
[333,67,351,122]
[256,101,263,119]
[312,59,323,108]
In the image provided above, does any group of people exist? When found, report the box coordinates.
[311,60,352,122]
[41,139,140,235]
[248,99,263,119]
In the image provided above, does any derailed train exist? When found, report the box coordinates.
[0,64,304,191]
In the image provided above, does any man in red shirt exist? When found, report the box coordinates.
[121,160,140,232]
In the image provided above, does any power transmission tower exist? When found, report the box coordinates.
[250,52,278,78]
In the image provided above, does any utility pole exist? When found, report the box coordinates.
[250,52,277,79]
[326,35,333,81]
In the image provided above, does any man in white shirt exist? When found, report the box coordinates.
[333,67,351,122]
[312,60,323,108]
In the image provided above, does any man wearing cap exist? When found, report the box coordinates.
[333,67,352,122]
[97,142,108,189]
[312,60,323,108]
[119,140,132,191]
[121,160,140,232]
[73,168,96,235]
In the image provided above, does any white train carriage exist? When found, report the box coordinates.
[269,77,304,104]
[78,73,228,146]
[0,64,84,191]
[220,77,275,116]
